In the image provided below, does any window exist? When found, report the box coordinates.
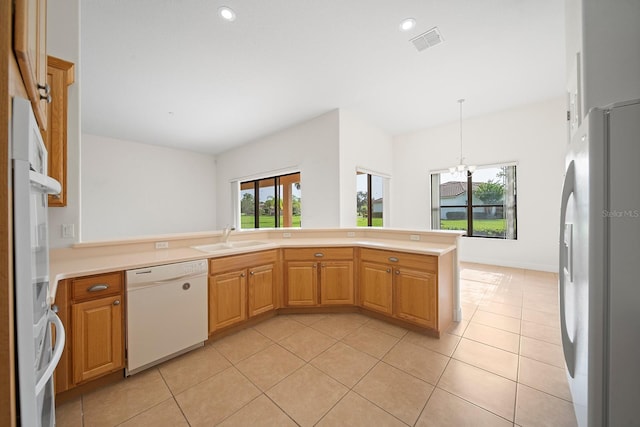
[357,172,384,227]
[431,165,517,239]
[240,172,301,229]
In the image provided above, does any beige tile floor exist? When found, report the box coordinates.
[56,263,578,427]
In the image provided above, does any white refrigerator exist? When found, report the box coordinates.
[560,98,640,427]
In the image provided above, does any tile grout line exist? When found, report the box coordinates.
[155,367,192,426]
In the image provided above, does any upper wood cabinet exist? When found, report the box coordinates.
[44,56,74,206]
[14,0,49,130]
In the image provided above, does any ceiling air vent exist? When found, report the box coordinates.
[410,27,444,52]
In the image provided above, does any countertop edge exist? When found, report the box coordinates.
[49,238,458,305]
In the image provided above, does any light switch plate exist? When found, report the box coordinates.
[155,241,169,249]
[62,224,75,238]
[347,231,356,237]
[410,234,420,241]
[283,232,292,238]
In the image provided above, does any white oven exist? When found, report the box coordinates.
[12,97,65,426]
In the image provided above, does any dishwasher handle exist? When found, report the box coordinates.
[127,272,206,291]
[150,271,206,284]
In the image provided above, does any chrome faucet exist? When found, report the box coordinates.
[222,225,235,244]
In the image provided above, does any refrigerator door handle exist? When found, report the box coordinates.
[559,160,576,378]
[35,311,65,395]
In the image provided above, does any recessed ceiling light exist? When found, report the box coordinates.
[399,18,416,32]
[218,6,236,22]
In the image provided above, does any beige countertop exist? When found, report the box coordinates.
[49,228,462,305]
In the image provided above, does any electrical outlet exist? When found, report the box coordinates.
[155,241,169,249]
[410,234,421,241]
[283,232,292,238]
[61,224,75,238]
[347,231,356,237]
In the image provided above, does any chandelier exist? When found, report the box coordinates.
[449,99,476,175]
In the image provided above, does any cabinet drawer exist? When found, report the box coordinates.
[209,250,278,275]
[71,272,123,302]
[283,247,353,261]
[360,248,437,272]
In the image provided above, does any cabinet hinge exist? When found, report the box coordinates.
[567,111,571,121]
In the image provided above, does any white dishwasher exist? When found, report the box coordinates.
[125,259,208,375]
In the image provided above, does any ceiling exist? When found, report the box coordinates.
[81,0,565,155]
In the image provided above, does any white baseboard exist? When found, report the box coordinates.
[459,255,558,273]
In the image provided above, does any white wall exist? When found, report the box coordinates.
[392,97,566,271]
[47,0,81,248]
[581,0,640,113]
[215,110,340,229]
[338,110,393,227]
[81,134,217,241]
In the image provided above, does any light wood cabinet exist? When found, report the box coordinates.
[360,261,393,315]
[395,268,437,329]
[72,294,123,384]
[320,261,354,305]
[55,271,125,392]
[285,261,318,306]
[284,248,354,306]
[209,270,247,332]
[209,250,278,333]
[359,249,441,330]
[44,56,74,207]
[14,0,49,130]
[248,264,276,317]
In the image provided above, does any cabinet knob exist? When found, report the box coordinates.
[38,83,50,95]
[240,273,246,277]
[38,83,52,103]
[51,304,59,313]
[113,300,121,306]
[312,264,317,268]
[250,271,255,275]
[395,269,401,275]
[182,282,191,290]
[386,268,391,273]
[388,257,399,263]
[314,253,324,258]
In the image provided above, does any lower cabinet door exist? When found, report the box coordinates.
[320,261,354,305]
[359,262,393,315]
[395,268,437,328]
[285,261,318,306]
[72,295,123,384]
[248,264,275,317]
[209,270,247,333]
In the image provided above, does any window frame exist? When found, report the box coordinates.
[431,164,518,239]
[357,171,385,227]
[239,172,300,229]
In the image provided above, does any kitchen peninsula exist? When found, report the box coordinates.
[50,228,462,397]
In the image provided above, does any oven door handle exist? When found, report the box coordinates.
[35,311,65,395]
[29,170,61,195]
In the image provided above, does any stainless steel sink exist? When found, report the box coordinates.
[191,240,269,253]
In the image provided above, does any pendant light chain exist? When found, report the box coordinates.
[458,98,464,164]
